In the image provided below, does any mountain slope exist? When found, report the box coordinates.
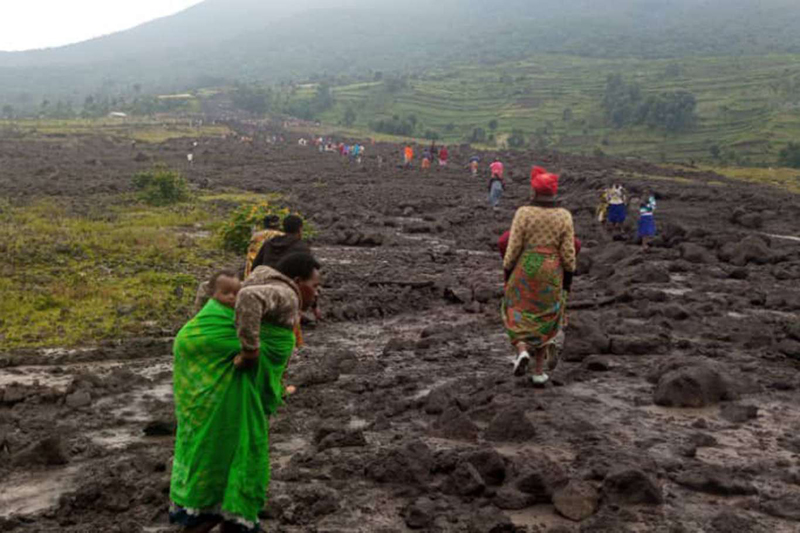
[2,0,800,107]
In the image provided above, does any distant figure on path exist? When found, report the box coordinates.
[469,155,480,177]
[404,145,414,168]
[638,190,657,248]
[502,168,576,387]
[605,183,628,232]
[488,158,505,209]
[438,145,449,169]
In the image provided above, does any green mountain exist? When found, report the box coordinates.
[2,0,800,106]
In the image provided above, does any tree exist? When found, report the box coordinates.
[779,142,800,168]
[231,85,271,115]
[507,129,526,148]
[562,107,574,122]
[471,127,487,143]
[2,104,13,119]
[374,71,383,82]
[344,107,357,127]
[488,119,499,131]
[709,144,721,159]
[133,83,142,94]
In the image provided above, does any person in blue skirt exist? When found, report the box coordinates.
[605,183,628,233]
[638,190,657,248]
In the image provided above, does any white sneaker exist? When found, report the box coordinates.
[513,351,531,376]
[531,373,550,387]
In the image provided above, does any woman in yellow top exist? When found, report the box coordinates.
[502,167,577,387]
[244,215,283,278]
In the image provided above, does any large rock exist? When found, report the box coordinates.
[465,448,507,486]
[485,408,536,443]
[761,493,800,521]
[65,390,92,409]
[719,404,758,424]
[610,335,668,356]
[718,235,773,266]
[12,436,69,467]
[654,361,737,408]
[448,461,486,497]
[494,486,535,510]
[602,468,663,505]
[436,407,480,442]
[681,243,717,264]
[563,316,610,362]
[516,457,568,502]
[404,497,437,529]
[674,466,756,496]
[708,510,758,532]
[365,439,433,487]
[553,481,600,522]
[423,387,454,415]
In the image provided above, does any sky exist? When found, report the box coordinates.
[0,0,204,51]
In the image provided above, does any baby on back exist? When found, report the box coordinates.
[194,269,242,313]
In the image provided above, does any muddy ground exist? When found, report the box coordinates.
[1,127,800,532]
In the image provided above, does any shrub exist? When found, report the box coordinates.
[779,142,800,168]
[218,202,314,254]
[507,129,526,148]
[132,167,190,206]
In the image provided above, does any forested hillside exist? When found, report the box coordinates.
[2,0,800,107]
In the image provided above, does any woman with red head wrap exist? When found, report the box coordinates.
[501,166,576,387]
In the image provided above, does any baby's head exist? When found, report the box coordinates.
[209,269,241,309]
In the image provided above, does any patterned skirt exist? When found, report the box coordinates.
[502,246,566,348]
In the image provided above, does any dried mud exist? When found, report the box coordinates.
[1,127,800,532]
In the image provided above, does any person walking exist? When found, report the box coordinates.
[488,158,505,210]
[438,145,449,169]
[638,190,657,248]
[502,167,576,387]
[605,182,628,232]
[245,215,284,278]
[170,254,322,533]
[251,215,311,271]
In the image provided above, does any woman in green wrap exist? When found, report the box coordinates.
[170,254,322,533]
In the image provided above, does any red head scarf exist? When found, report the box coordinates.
[530,166,559,197]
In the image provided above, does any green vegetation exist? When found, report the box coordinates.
[289,53,800,165]
[778,142,800,169]
[0,118,230,143]
[0,192,299,349]
[132,167,190,206]
[218,200,289,254]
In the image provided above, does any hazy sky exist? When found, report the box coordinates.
[0,0,204,51]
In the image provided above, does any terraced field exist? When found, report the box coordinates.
[300,54,800,165]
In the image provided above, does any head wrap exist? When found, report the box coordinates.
[530,166,559,197]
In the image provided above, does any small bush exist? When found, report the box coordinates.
[218,202,313,254]
[132,167,190,206]
[779,142,800,168]
[507,130,527,148]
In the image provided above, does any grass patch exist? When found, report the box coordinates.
[0,191,287,350]
[0,118,230,143]
[697,165,800,193]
